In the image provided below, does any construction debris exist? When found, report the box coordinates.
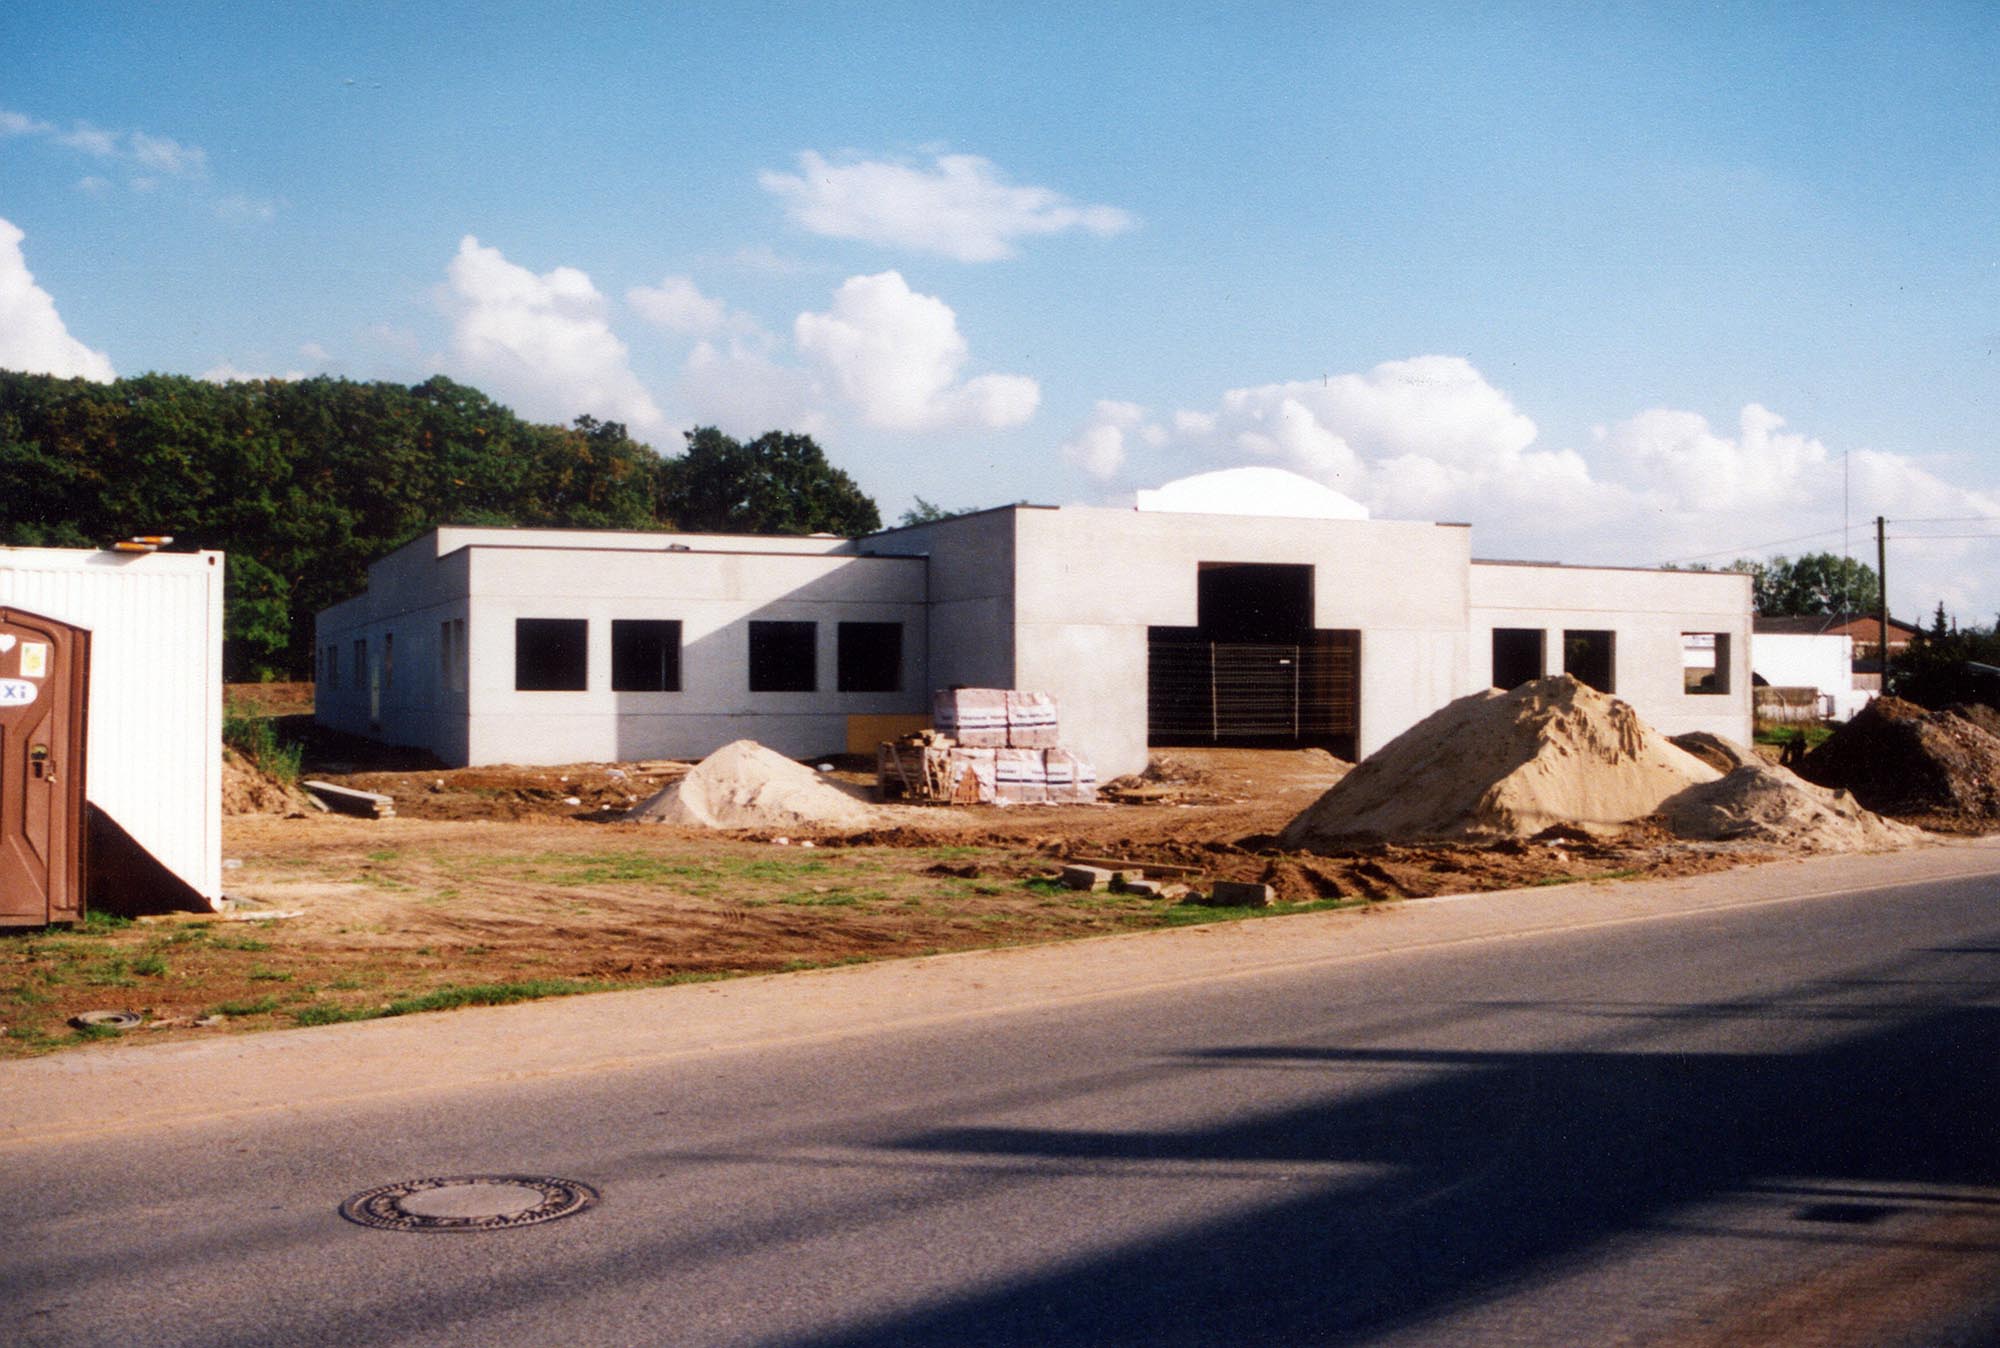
[625,740,876,831]
[302,780,395,819]
[1281,676,1719,846]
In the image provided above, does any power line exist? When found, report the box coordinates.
[1658,525,1852,567]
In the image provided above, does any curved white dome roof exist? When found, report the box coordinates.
[1135,467,1370,520]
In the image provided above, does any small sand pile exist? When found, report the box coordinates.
[1280,676,1719,846]
[626,740,876,831]
[1796,697,2000,827]
[1661,762,1921,852]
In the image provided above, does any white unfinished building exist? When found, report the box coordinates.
[317,477,1751,778]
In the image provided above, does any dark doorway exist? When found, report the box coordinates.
[1149,564,1358,757]
[1,607,90,927]
[1491,628,1545,690]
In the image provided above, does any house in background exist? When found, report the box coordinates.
[1823,614,1920,695]
[316,473,1753,779]
[1751,615,1872,722]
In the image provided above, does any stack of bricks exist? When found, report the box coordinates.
[928,687,1097,804]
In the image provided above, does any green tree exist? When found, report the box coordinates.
[1751,552,1881,617]
[659,428,880,535]
[897,496,980,527]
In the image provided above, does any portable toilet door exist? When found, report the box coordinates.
[0,607,90,926]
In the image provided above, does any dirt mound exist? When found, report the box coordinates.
[1661,762,1922,852]
[626,740,876,831]
[1669,731,1761,774]
[1795,697,2000,828]
[1279,676,1718,846]
[221,747,315,816]
[1946,702,2000,740]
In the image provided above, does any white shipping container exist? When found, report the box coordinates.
[0,547,225,910]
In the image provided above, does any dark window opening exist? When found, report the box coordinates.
[352,639,365,690]
[749,621,816,692]
[1563,629,1616,693]
[838,622,902,692]
[612,619,681,692]
[1492,628,1545,690]
[516,618,588,691]
[1196,562,1314,642]
[1683,632,1731,695]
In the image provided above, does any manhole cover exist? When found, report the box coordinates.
[339,1175,599,1232]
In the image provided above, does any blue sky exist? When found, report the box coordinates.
[3,2,1996,617]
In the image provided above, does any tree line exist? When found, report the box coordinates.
[0,370,880,679]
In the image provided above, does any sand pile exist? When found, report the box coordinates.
[1796,697,2000,827]
[1280,676,1719,846]
[626,740,876,831]
[1661,762,1921,852]
[1669,731,1761,775]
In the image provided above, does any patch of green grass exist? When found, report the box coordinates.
[131,954,169,977]
[211,934,271,952]
[1022,878,1066,897]
[366,849,401,863]
[80,910,132,933]
[246,967,293,982]
[779,893,860,907]
[1753,723,1833,750]
[223,705,304,784]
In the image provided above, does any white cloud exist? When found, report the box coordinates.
[54,122,120,158]
[626,275,737,335]
[0,216,115,381]
[1062,400,1160,480]
[794,271,1038,430]
[760,151,1134,262]
[441,235,665,433]
[74,175,112,196]
[677,337,825,438]
[1087,354,2000,617]
[127,130,207,178]
[214,193,278,225]
[0,110,52,137]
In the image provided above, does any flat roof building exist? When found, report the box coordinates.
[316,502,1752,779]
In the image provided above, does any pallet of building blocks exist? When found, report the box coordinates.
[1041,747,1097,803]
[931,687,1008,747]
[1004,689,1059,747]
[994,746,1049,804]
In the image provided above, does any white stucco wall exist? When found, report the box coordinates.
[1008,508,1475,779]
[317,531,927,766]
[1470,561,1754,743]
[1,547,223,906]
[1752,632,1865,720]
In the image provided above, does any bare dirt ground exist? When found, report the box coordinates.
[0,698,1840,1058]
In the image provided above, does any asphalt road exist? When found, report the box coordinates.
[6,845,1999,1346]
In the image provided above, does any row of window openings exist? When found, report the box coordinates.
[324,620,904,695]
[1491,628,1732,696]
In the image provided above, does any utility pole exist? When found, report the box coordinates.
[1877,515,1889,686]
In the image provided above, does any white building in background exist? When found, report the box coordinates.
[317,472,1752,776]
[1751,615,1872,721]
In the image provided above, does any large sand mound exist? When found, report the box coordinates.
[1280,676,1719,846]
[1661,761,1922,852]
[1796,697,2000,826]
[626,740,877,831]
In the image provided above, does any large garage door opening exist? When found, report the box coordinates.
[1148,563,1359,758]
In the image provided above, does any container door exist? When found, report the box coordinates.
[0,608,90,926]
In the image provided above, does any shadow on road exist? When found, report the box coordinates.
[805,993,2000,1344]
